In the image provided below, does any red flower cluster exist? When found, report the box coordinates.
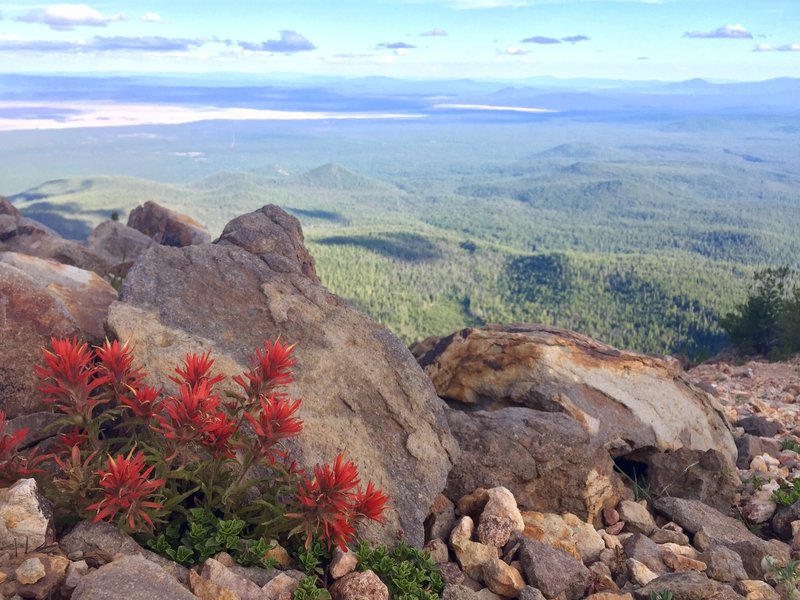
[35,336,390,547]
[0,411,45,486]
[87,449,165,530]
[154,355,238,460]
[35,337,105,422]
[244,395,303,463]
[233,339,297,402]
[291,453,389,551]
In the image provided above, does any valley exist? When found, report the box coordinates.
[2,76,799,358]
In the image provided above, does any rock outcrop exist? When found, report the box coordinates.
[415,324,736,462]
[127,200,211,247]
[446,407,622,524]
[0,199,112,276]
[0,252,117,417]
[106,205,457,547]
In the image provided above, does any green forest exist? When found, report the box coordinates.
[4,113,800,358]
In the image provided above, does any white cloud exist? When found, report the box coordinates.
[502,46,529,55]
[753,42,800,52]
[683,24,753,39]
[17,4,126,30]
[420,28,448,36]
[140,12,162,23]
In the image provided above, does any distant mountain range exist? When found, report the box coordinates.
[1,73,798,116]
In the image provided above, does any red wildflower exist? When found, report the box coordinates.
[57,428,89,452]
[243,394,303,462]
[0,410,45,485]
[120,385,162,419]
[87,449,165,531]
[94,339,144,400]
[353,481,390,523]
[290,453,362,550]
[170,351,225,389]
[233,339,296,400]
[0,411,27,461]
[200,411,238,459]
[152,380,221,446]
[35,337,106,420]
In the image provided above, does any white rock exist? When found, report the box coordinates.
[0,479,51,552]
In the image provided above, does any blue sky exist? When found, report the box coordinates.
[0,0,797,81]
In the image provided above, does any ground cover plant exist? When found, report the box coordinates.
[28,336,389,575]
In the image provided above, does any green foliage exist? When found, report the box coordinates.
[356,541,444,600]
[146,508,275,568]
[722,266,800,358]
[648,592,674,600]
[781,438,800,454]
[765,556,800,595]
[9,113,800,359]
[295,538,332,577]
[772,479,800,507]
[614,464,652,504]
[293,576,332,600]
[743,474,765,491]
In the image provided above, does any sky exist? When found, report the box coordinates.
[0,0,798,81]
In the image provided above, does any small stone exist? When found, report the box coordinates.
[600,530,622,552]
[701,545,748,583]
[587,594,634,600]
[618,501,656,536]
[603,508,620,527]
[734,579,782,600]
[660,542,699,559]
[67,551,84,561]
[518,538,589,600]
[627,558,658,586]
[450,516,499,582]
[606,522,625,535]
[16,557,46,585]
[519,587,546,600]
[438,562,465,585]
[750,456,769,473]
[477,487,525,548]
[563,513,605,563]
[265,540,291,568]
[0,479,52,553]
[63,560,89,590]
[482,557,525,598]
[426,494,457,542]
[662,551,707,573]
[330,570,389,600]
[188,570,239,600]
[330,547,359,579]
[201,557,264,599]
[261,572,299,600]
[423,538,449,565]
[650,528,689,545]
[214,552,236,568]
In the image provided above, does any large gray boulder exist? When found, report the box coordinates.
[415,324,736,462]
[106,205,457,547]
[71,554,196,600]
[0,252,117,417]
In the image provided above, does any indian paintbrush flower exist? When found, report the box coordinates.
[87,449,165,531]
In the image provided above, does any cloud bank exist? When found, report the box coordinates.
[240,30,316,53]
[17,4,125,31]
[683,24,752,39]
